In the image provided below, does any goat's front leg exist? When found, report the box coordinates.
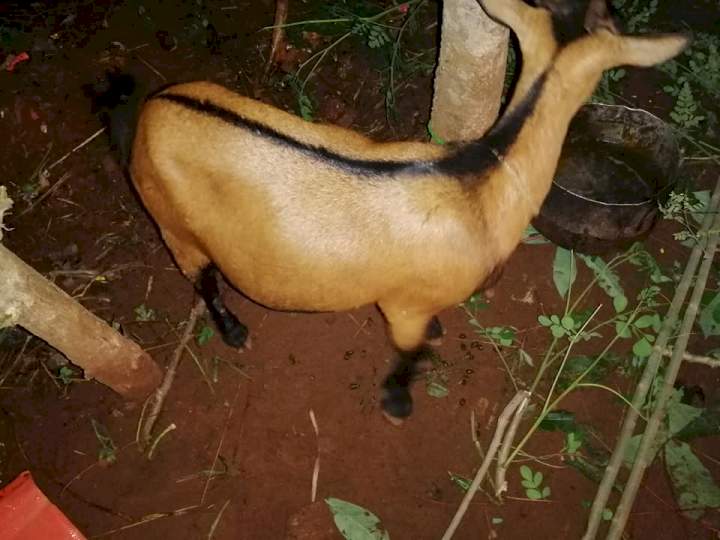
[379,304,439,418]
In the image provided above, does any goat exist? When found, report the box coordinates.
[106,0,687,418]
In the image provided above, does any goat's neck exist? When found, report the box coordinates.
[480,46,606,258]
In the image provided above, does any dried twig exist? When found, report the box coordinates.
[200,380,245,505]
[93,504,203,537]
[45,128,105,173]
[441,390,530,540]
[265,0,289,75]
[139,299,205,449]
[309,409,320,503]
[207,499,231,540]
[20,171,71,216]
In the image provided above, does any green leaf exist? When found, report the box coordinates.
[566,431,583,454]
[580,255,625,306]
[628,245,671,284]
[699,292,720,337]
[561,315,575,330]
[615,320,632,338]
[665,440,720,519]
[633,314,658,329]
[551,325,566,338]
[558,355,621,389]
[491,517,504,525]
[553,247,576,299]
[326,498,390,540]
[602,508,613,521]
[538,315,552,326]
[526,488,543,500]
[613,295,628,313]
[675,403,720,441]
[520,465,533,482]
[690,190,710,225]
[667,400,704,438]
[632,337,653,358]
[522,224,550,244]
[539,410,577,432]
[196,325,214,346]
[448,472,471,492]
[533,470,544,486]
[542,486,551,498]
[426,381,449,399]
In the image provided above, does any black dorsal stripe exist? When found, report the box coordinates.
[151,72,547,180]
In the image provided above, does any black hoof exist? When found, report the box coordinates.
[381,385,413,418]
[426,316,444,341]
[219,319,249,348]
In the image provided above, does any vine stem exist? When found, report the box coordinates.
[583,174,720,539]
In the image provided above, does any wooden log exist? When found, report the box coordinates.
[430,0,508,141]
[0,243,161,400]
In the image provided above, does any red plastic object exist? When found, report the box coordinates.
[5,52,29,72]
[0,471,87,539]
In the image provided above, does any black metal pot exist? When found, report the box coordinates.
[533,104,680,255]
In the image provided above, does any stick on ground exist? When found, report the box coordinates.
[139,299,205,449]
[441,390,529,540]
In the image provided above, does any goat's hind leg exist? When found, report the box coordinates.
[196,264,249,348]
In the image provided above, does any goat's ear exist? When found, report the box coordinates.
[615,32,691,67]
[584,0,619,34]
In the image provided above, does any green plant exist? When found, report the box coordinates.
[611,0,658,33]
[196,325,214,346]
[91,419,117,466]
[57,365,76,386]
[591,68,625,104]
[623,385,720,519]
[267,0,428,124]
[519,465,551,500]
[669,82,705,131]
[482,244,675,500]
[134,303,157,322]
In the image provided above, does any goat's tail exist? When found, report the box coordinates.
[86,71,144,166]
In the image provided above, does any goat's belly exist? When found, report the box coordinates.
[219,260,387,312]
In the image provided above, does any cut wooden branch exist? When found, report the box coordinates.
[0,243,161,400]
[139,299,205,449]
[583,175,720,539]
[430,0,508,141]
[606,180,720,540]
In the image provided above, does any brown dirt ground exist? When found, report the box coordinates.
[1,1,719,539]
